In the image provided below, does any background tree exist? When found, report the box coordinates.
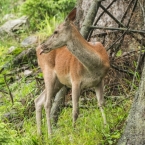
[118,58,145,145]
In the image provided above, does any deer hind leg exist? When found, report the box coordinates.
[72,83,81,127]
[35,90,46,135]
[95,80,107,125]
[35,78,63,136]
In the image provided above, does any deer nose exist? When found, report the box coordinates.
[39,49,44,55]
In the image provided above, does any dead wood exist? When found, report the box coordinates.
[99,4,125,27]
[0,48,36,73]
[4,75,14,104]
[121,0,134,23]
[88,0,117,41]
[90,26,145,34]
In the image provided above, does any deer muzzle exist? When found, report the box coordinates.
[39,44,52,55]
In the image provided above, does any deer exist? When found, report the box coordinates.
[35,8,110,136]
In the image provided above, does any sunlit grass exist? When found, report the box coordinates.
[0,74,132,145]
[0,94,131,145]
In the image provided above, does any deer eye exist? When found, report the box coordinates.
[54,31,58,34]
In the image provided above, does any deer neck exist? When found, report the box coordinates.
[66,24,101,71]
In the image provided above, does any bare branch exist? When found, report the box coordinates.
[107,29,129,51]
[87,0,117,40]
[111,64,134,76]
[90,26,145,34]
[99,4,125,27]
[121,0,134,23]
[4,75,14,104]
[130,43,143,91]
[138,0,145,28]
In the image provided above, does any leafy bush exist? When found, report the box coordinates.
[0,122,17,144]
[21,0,76,29]
[0,0,19,23]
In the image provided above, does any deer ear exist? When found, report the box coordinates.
[65,7,76,22]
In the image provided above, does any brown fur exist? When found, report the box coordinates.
[37,42,109,88]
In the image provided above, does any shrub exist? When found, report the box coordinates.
[20,0,76,30]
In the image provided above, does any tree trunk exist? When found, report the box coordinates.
[80,0,101,39]
[117,59,145,144]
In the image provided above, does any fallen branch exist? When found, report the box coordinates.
[0,89,8,94]
[0,48,36,73]
[111,64,134,76]
[115,50,142,60]
[107,29,129,51]
[90,26,145,34]
[120,0,134,23]
[99,4,125,27]
[126,0,138,27]
[87,0,117,40]
[130,44,143,91]
[138,0,145,28]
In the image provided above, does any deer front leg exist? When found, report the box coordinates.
[35,90,45,135]
[72,83,80,127]
[95,80,107,125]
[44,72,57,136]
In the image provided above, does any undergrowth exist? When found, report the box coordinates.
[0,95,131,145]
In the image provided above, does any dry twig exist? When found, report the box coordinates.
[4,75,14,104]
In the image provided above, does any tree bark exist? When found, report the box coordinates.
[117,59,145,144]
[75,0,83,30]
[80,0,102,39]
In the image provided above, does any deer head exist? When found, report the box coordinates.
[40,8,76,55]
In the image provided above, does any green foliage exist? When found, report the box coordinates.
[0,122,16,144]
[37,15,62,37]
[116,50,122,57]
[0,0,20,23]
[20,0,76,29]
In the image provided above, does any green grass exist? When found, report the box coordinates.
[0,95,131,145]
[0,0,21,24]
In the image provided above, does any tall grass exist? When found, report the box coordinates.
[0,95,131,145]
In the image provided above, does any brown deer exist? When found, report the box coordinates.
[35,8,110,136]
